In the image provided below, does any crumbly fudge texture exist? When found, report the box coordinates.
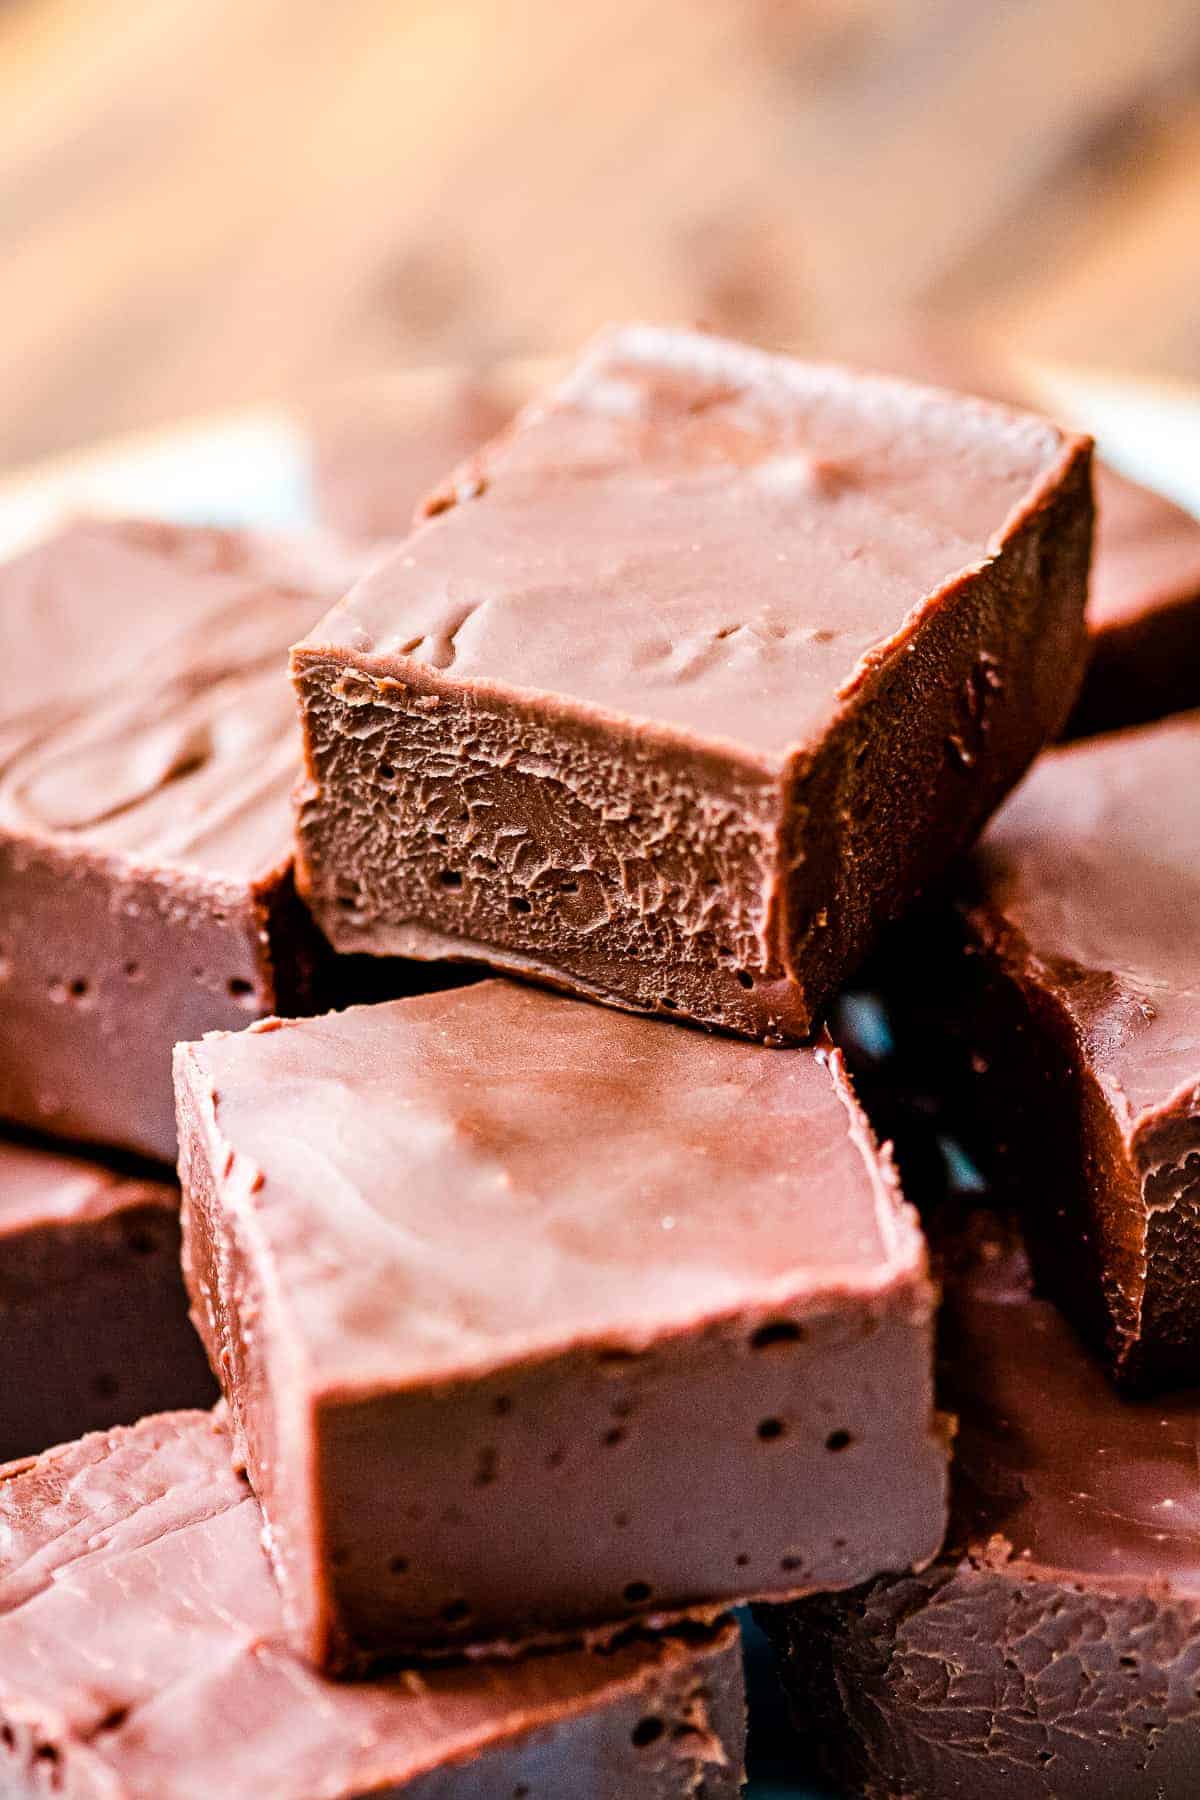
[292,323,1092,1041]
[759,1217,1200,1799]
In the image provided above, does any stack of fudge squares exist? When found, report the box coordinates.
[1,322,1199,1800]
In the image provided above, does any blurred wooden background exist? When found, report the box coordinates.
[3,0,1200,470]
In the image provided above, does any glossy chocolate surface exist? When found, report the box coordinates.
[833,326,1200,736]
[293,324,1092,1040]
[312,336,1200,741]
[958,711,1200,1384]
[175,979,945,1668]
[305,327,1072,761]
[1,519,355,876]
[0,1136,215,1461]
[182,984,922,1376]
[0,518,357,1159]
[0,1410,744,1799]
[974,714,1200,1116]
[944,1222,1200,1585]
[761,1219,1200,1798]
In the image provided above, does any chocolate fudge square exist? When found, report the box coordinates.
[292,323,1092,1042]
[0,1410,744,1799]
[175,980,947,1671]
[760,1216,1200,1800]
[911,710,1200,1388]
[0,518,357,1161]
[1069,465,1200,737]
[0,1135,214,1461]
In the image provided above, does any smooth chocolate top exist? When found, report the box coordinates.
[970,710,1200,1119]
[1089,464,1200,633]
[944,1221,1200,1593]
[0,1135,176,1236]
[0,518,358,883]
[0,1410,738,1798]
[176,980,925,1389]
[317,347,1200,632]
[832,326,1200,639]
[297,324,1078,766]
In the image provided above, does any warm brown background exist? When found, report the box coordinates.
[4,0,1200,470]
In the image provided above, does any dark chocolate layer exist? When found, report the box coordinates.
[174,978,946,1669]
[0,1135,215,1460]
[0,518,361,1159]
[760,1217,1200,1799]
[292,323,1092,1041]
[0,1410,744,1799]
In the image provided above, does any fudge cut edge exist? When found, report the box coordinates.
[0,1157,216,1462]
[401,1618,748,1800]
[759,1554,1200,1800]
[291,665,801,1037]
[777,423,1092,1029]
[0,826,320,1164]
[303,1274,945,1667]
[174,1026,946,1671]
[1072,582,1200,739]
[175,1054,322,1663]
[957,889,1200,1390]
[291,373,1092,1045]
[1068,467,1200,738]
[754,1212,1200,1799]
[0,1410,746,1800]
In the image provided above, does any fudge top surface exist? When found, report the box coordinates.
[970,710,1200,1120]
[176,980,926,1388]
[0,518,357,882]
[827,326,1197,639]
[295,324,1079,767]
[1090,464,1200,633]
[941,1219,1200,1593]
[0,1135,176,1236]
[0,1410,736,1800]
